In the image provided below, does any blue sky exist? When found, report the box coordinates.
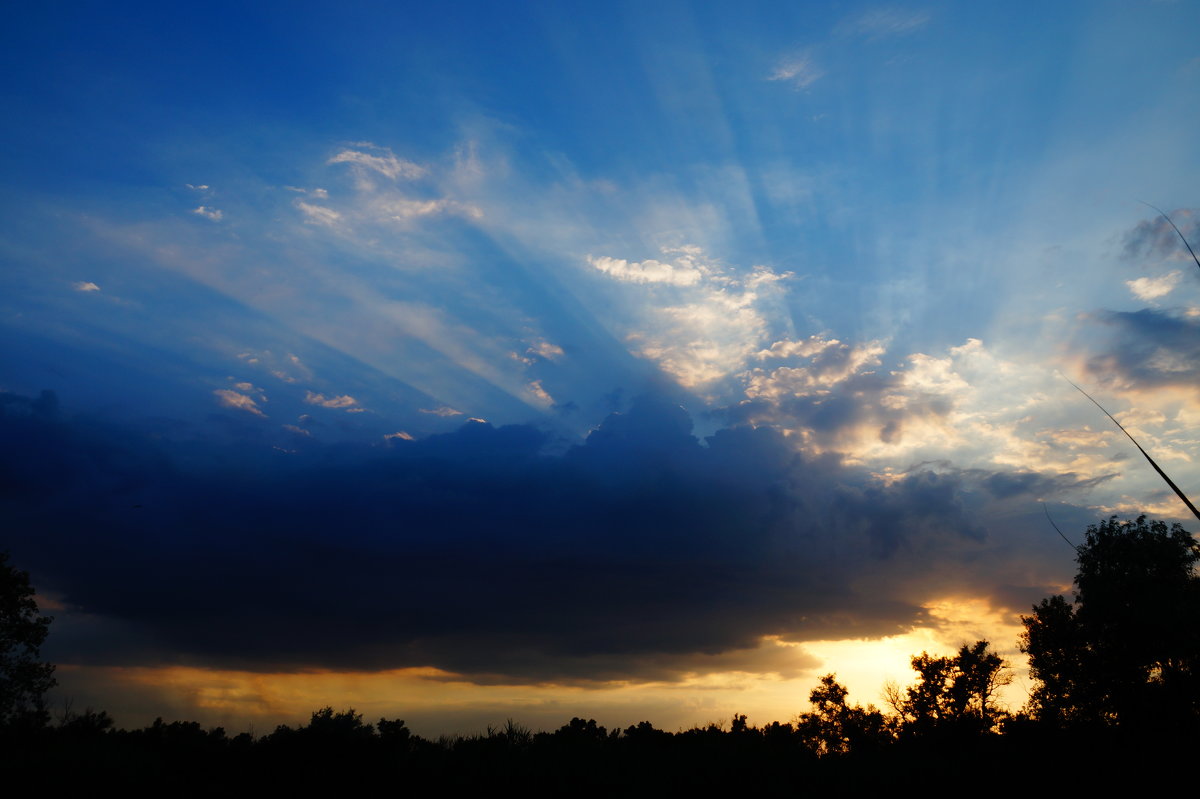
[2,1,1199,733]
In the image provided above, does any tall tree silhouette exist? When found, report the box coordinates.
[1021,516,1200,730]
[0,552,56,729]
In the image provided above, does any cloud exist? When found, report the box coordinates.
[72,281,100,292]
[304,391,361,411]
[295,201,341,227]
[587,255,704,286]
[235,351,315,385]
[747,336,887,398]
[527,379,554,406]
[378,196,482,221]
[588,247,793,388]
[384,431,414,441]
[838,8,931,38]
[191,206,223,221]
[212,389,265,417]
[285,186,329,199]
[1126,270,1182,301]
[1082,309,1200,391]
[527,340,565,361]
[298,148,481,231]
[768,52,824,89]
[328,147,426,180]
[1122,208,1199,263]
[3,393,1073,684]
[420,406,463,417]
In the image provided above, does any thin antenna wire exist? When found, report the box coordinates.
[1042,502,1078,551]
[1061,374,1200,523]
[1140,202,1200,273]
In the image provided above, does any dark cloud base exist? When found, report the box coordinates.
[3,390,1072,683]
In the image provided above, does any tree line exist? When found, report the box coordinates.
[2,514,1198,790]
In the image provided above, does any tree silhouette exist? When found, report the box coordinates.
[1020,515,1200,730]
[888,640,1011,737]
[795,674,891,756]
[0,551,56,730]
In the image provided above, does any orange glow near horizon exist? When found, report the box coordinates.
[51,596,1032,737]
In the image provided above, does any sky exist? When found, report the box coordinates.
[2,0,1199,736]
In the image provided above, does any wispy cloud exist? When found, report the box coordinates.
[328,147,426,180]
[377,196,482,221]
[527,379,554,406]
[528,340,564,361]
[304,391,362,411]
[295,201,341,227]
[72,281,100,292]
[768,51,824,88]
[297,147,481,233]
[838,7,931,38]
[192,206,223,221]
[420,406,463,417]
[587,255,704,286]
[213,389,266,417]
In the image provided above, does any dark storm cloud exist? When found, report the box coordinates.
[1084,309,1200,389]
[2,390,1061,683]
[1122,208,1199,264]
[978,470,1114,501]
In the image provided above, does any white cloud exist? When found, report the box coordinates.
[236,351,314,385]
[384,431,415,441]
[185,183,209,191]
[213,389,266,417]
[420,406,463,417]
[587,255,704,286]
[1126,270,1182,301]
[377,196,482,221]
[72,281,100,292]
[304,391,361,411]
[527,380,554,406]
[588,247,793,389]
[768,52,824,89]
[758,335,841,361]
[295,201,341,227]
[528,340,565,361]
[744,338,886,399]
[328,148,426,180]
[282,424,311,437]
[840,8,931,38]
[192,206,223,221]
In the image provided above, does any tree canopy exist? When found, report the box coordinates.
[0,551,57,729]
[1020,515,1200,730]
[886,640,1011,737]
